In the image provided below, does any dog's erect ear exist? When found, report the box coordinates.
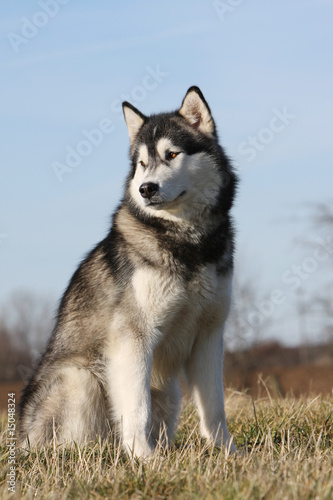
[179,86,216,136]
[122,102,146,145]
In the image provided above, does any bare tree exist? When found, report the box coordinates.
[295,201,333,345]
[225,266,272,352]
[308,202,333,228]
[0,290,55,382]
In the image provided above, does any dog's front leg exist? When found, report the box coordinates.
[107,335,153,458]
[185,328,236,453]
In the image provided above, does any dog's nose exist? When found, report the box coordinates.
[139,182,159,199]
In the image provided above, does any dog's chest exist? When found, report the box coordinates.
[131,265,232,377]
[131,265,231,336]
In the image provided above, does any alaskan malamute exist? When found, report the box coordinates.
[19,86,238,457]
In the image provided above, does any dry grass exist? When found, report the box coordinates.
[1,389,332,499]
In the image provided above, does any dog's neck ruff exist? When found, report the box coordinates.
[127,196,220,238]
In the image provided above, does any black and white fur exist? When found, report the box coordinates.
[18,86,238,457]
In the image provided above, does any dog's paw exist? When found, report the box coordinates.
[224,438,237,455]
[124,437,154,460]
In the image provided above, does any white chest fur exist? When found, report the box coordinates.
[131,265,232,376]
[131,267,185,327]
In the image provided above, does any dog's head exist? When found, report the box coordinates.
[122,87,236,221]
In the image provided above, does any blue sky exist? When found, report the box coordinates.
[1,0,332,345]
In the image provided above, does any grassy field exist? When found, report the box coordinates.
[0,389,332,499]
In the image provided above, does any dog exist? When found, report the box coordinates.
[18,86,238,457]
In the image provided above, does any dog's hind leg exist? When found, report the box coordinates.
[19,366,109,448]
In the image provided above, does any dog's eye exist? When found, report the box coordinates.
[167,151,180,160]
[139,160,146,167]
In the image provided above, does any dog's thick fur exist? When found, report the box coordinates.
[18,87,237,457]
